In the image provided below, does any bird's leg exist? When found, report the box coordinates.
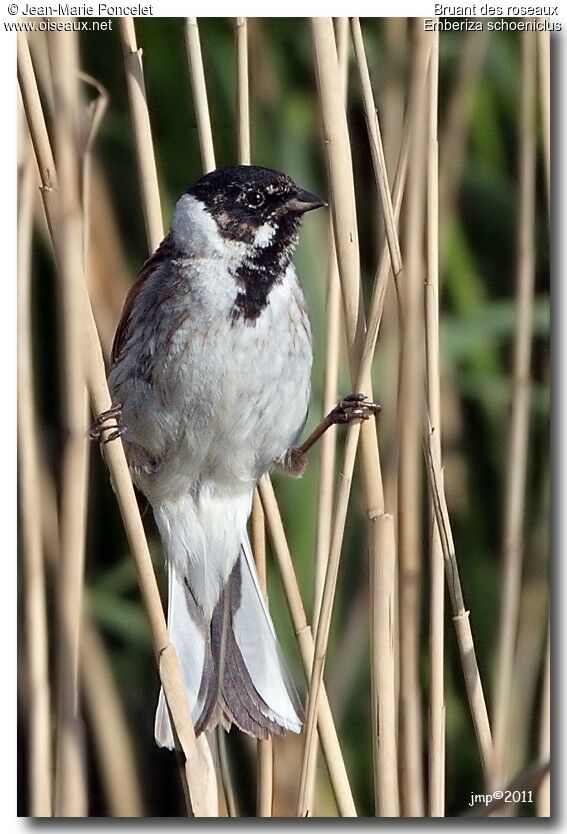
[280,393,381,477]
[89,402,126,445]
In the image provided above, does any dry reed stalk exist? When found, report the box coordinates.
[313,14,349,639]
[27,31,131,357]
[383,18,407,181]
[37,455,144,817]
[425,29,445,818]
[350,18,401,275]
[185,18,216,173]
[119,19,163,251]
[423,434,493,774]
[258,476,356,817]
[78,73,109,266]
[299,18,371,816]
[537,627,550,816]
[363,121,412,818]
[17,33,60,242]
[393,35,493,778]
[18,157,52,818]
[307,16,350,816]
[492,30,537,790]
[301,17,411,817]
[78,75,144,818]
[348,27,408,811]
[27,30,54,112]
[48,31,90,817]
[251,495,274,816]
[371,513,399,816]
[396,24,430,817]
[537,31,550,211]
[18,33,216,818]
[235,18,251,166]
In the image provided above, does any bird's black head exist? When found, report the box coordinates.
[186,165,325,324]
[187,165,325,247]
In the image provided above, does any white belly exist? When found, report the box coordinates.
[111,264,312,503]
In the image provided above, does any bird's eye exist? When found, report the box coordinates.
[245,190,265,209]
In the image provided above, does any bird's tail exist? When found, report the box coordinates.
[155,531,303,747]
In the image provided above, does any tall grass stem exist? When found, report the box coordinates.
[425,29,445,817]
[492,30,537,790]
[17,156,53,817]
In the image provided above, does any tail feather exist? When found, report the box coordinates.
[155,567,210,748]
[231,534,303,732]
[155,531,303,747]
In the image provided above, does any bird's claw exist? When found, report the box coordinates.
[330,393,381,425]
[89,403,125,445]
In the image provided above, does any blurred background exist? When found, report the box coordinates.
[17,18,550,817]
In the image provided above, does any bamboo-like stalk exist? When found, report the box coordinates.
[371,513,399,816]
[396,35,494,783]
[492,30,537,790]
[382,18,407,182]
[313,14,348,638]
[185,18,216,173]
[258,476,356,817]
[18,156,52,818]
[537,626,550,816]
[396,24,429,817]
[251,491,273,817]
[425,29,445,818]
[79,73,109,267]
[48,31,90,818]
[300,17,414,817]
[18,32,216,818]
[17,32,59,242]
[119,19,163,252]
[308,16,349,817]
[38,455,144,817]
[423,432,493,775]
[299,18,376,816]
[537,31,550,212]
[78,73,144,818]
[235,18,251,166]
[350,18,401,275]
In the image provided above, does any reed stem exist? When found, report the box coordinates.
[185,18,216,173]
[48,31,89,817]
[18,155,52,818]
[425,29,445,818]
[492,30,537,790]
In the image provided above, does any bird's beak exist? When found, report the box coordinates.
[286,187,327,214]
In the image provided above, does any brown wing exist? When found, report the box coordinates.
[111,236,174,366]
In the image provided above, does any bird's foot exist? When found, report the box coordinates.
[89,403,126,445]
[328,392,381,426]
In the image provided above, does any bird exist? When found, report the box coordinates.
[91,164,378,747]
